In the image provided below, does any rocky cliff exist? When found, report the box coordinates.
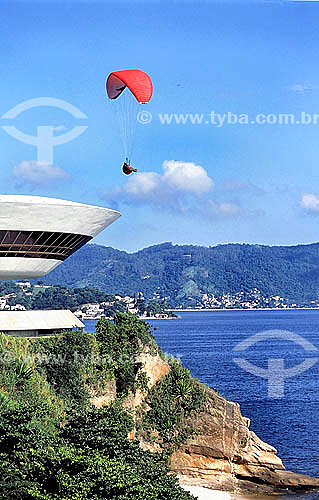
[170,389,319,495]
[91,348,319,497]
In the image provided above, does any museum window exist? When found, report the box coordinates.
[0,230,92,260]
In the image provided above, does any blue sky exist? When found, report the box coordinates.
[1,0,319,251]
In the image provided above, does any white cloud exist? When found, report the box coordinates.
[300,193,319,213]
[13,161,69,186]
[124,172,162,199]
[208,201,242,217]
[223,180,264,195]
[100,161,249,219]
[162,160,214,195]
[121,160,214,205]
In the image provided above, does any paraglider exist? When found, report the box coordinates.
[122,158,138,175]
[106,69,153,174]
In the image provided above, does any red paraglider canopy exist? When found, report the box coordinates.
[106,69,153,104]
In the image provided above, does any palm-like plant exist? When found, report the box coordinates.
[13,360,33,389]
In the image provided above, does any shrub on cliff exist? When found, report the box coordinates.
[0,316,196,500]
[140,358,206,447]
[95,313,158,395]
[31,329,97,404]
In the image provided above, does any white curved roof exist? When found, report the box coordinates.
[0,195,109,207]
[0,310,84,331]
[0,195,121,236]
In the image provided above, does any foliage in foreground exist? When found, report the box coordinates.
[0,314,197,500]
[0,402,194,500]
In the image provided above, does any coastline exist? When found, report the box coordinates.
[142,315,179,320]
[82,307,319,322]
[83,315,179,321]
[181,486,232,499]
[180,485,273,500]
[170,307,319,312]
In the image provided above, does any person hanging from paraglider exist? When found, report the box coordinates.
[106,69,153,176]
[122,157,138,175]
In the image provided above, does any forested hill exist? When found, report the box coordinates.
[41,242,319,307]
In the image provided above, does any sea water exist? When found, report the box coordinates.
[84,309,319,499]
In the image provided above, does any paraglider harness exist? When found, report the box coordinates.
[122,158,137,175]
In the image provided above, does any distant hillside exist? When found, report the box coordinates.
[38,241,319,307]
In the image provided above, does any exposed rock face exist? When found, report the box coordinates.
[124,351,170,441]
[89,379,116,408]
[170,389,319,495]
[90,350,170,442]
[89,351,170,410]
[124,350,170,411]
[90,351,319,496]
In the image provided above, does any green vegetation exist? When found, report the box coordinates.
[1,282,115,310]
[0,281,32,309]
[31,329,97,404]
[1,282,172,316]
[139,359,206,447]
[38,241,319,306]
[95,314,158,395]
[32,286,113,310]
[0,314,199,499]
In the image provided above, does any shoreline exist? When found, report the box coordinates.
[82,307,319,322]
[82,315,179,321]
[180,485,272,500]
[181,486,232,499]
[142,315,179,320]
[170,307,319,312]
